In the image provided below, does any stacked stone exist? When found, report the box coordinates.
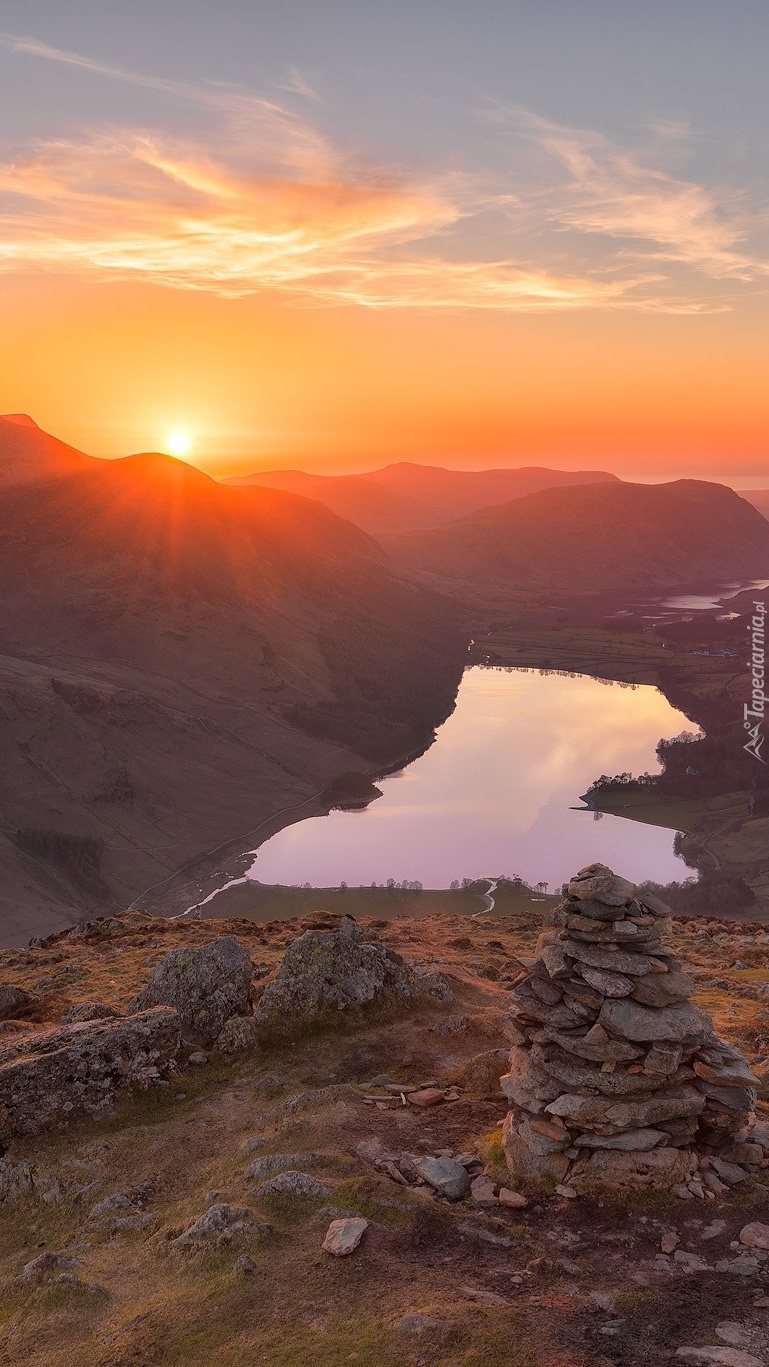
[502,863,762,1191]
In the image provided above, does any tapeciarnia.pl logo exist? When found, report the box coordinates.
[744,600,766,763]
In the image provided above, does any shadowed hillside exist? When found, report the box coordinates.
[382,479,769,600]
[0,418,466,942]
[741,488,769,524]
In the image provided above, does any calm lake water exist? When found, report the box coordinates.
[249,668,693,891]
[646,577,769,616]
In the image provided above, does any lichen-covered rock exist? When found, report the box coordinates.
[0,1007,180,1140]
[244,1153,322,1181]
[0,1156,36,1203]
[61,1002,120,1025]
[132,936,252,1044]
[253,1171,332,1201]
[19,1251,81,1283]
[254,917,419,1035]
[214,1016,261,1055]
[174,1203,254,1248]
[0,985,32,1019]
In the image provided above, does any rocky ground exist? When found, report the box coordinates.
[0,904,768,1366]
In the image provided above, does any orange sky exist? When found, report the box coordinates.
[2,274,767,481]
[1,9,768,481]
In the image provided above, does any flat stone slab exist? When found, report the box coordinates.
[560,940,654,976]
[580,966,636,998]
[599,998,709,1043]
[574,1128,668,1151]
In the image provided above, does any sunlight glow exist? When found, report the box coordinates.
[167,431,190,456]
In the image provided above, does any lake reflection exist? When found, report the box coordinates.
[251,668,693,890]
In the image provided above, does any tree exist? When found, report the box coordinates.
[450,880,459,891]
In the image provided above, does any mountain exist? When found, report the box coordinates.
[0,417,465,943]
[224,462,620,534]
[382,479,769,600]
[740,490,769,524]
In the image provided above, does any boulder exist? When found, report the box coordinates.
[738,1222,769,1250]
[245,1153,321,1181]
[254,919,418,1035]
[19,1251,81,1282]
[411,1156,471,1200]
[0,1007,180,1140]
[61,1002,120,1024]
[132,936,252,1045]
[0,985,32,1019]
[175,1203,255,1248]
[322,1217,368,1256]
[253,1171,332,1201]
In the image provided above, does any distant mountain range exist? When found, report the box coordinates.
[381,478,769,597]
[224,462,620,534]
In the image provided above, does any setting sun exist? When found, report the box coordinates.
[167,431,191,457]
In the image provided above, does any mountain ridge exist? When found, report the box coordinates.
[224,461,621,533]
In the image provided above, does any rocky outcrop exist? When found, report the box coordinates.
[254,916,431,1036]
[0,1007,180,1140]
[132,936,252,1044]
[502,864,764,1191]
[174,1203,256,1249]
[0,985,32,1019]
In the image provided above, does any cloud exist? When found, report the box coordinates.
[508,111,767,282]
[0,33,764,311]
[0,126,693,309]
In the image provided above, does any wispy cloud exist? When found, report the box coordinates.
[503,109,767,282]
[280,67,323,103]
[0,33,766,311]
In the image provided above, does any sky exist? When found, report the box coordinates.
[0,1,768,480]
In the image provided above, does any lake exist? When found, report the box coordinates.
[247,667,694,892]
[617,576,769,620]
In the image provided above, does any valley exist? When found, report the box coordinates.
[3,415,769,944]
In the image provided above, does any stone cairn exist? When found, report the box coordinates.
[502,862,765,1192]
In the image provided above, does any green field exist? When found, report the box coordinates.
[194,879,559,925]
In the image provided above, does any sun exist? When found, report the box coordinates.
[167,431,191,456]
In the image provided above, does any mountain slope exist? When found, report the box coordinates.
[0,418,465,942]
[740,489,769,524]
[382,479,769,598]
[224,462,620,533]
